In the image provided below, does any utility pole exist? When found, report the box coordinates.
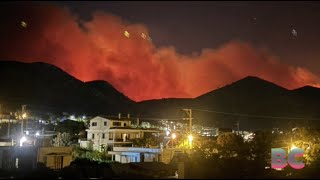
[7,110,10,138]
[137,118,140,128]
[182,109,193,135]
[235,120,240,135]
[0,104,2,124]
[0,104,6,138]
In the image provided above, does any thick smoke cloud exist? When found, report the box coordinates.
[0,3,319,101]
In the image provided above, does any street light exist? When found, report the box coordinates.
[188,134,193,149]
[171,133,176,148]
[166,130,170,136]
[20,136,27,146]
[291,144,298,151]
[22,113,27,119]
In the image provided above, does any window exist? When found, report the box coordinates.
[109,132,113,140]
[102,133,105,139]
[124,123,127,127]
[104,121,107,126]
[92,133,95,139]
[113,122,121,126]
[91,122,97,126]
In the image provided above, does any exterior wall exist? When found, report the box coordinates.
[0,119,18,124]
[109,120,131,128]
[109,147,161,163]
[79,140,93,150]
[88,116,131,132]
[0,141,14,146]
[88,116,110,131]
[114,153,140,163]
[37,147,73,169]
[112,153,159,163]
[161,148,187,164]
[45,155,73,169]
[85,116,158,151]
[113,147,160,153]
[143,153,159,162]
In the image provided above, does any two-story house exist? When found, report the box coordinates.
[80,116,159,151]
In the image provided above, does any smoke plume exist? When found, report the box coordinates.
[0,3,319,101]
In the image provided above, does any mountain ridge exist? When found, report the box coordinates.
[1,60,320,130]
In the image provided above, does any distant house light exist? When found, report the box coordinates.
[20,136,27,146]
[166,131,170,136]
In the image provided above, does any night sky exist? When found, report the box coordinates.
[53,1,320,72]
[1,1,320,101]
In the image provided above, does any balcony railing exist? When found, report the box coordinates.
[114,138,133,142]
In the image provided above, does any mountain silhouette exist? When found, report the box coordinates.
[1,61,320,130]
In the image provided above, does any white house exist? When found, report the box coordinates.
[80,116,160,151]
[108,147,161,163]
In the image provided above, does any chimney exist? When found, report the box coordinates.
[127,114,130,119]
[118,113,121,119]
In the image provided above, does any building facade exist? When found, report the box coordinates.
[37,147,73,170]
[82,116,159,151]
[108,147,161,163]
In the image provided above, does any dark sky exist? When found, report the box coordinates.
[51,1,320,75]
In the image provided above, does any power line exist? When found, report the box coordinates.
[193,108,320,121]
[104,115,182,121]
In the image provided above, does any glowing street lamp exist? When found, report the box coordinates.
[166,130,170,136]
[20,136,27,146]
[171,133,176,148]
[291,144,298,151]
[22,113,27,119]
[188,134,193,149]
[171,133,176,139]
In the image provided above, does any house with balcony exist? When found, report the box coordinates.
[108,147,161,163]
[80,115,160,151]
